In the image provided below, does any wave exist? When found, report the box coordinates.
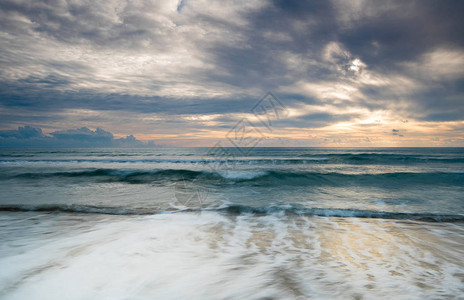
[3,168,464,186]
[219,205,464,222]
[298,153,464,164]
[0,204,144,215]
[8,169,219,184]
[251,171,464,186]
[2,153,464,165]
[1,204,463,223]
[0,158,329,165]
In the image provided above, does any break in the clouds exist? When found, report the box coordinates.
[0,0,463,146]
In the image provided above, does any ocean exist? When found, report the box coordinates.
[0,147,463,299]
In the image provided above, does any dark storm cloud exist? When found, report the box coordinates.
[197,0,340,91]
[200,0,463,88]
[0,0,463,142]
[338,0,464,70]
[0,89,271,117]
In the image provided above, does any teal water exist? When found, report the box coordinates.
[0,147,463,299]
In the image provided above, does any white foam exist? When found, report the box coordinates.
[0,212,463,299]
[217,170,267,180]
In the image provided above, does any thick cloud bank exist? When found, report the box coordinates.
[0,126,151,147]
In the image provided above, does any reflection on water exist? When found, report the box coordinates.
[1,212,463,299]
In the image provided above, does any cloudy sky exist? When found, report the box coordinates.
[1,0,463,147]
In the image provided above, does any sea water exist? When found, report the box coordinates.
[0,147,463,299]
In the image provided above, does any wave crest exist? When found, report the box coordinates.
[3,169,464,186]
[1,204,463,223]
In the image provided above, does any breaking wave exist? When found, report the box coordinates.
[1,204,463,222]
[4,168,464,186]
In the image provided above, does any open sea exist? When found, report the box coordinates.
[0,147,463,299]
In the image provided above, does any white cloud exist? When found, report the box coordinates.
[404,49,464,80]
[0,0,269,98]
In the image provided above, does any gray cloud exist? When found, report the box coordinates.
[50,127,113,141]
[0,126,151,147]
[392,129,403,137]
[0,125,45,139]
[0,0,463,144]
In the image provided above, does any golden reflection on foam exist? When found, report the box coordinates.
[309,217,464,289]
[215,215,464,295]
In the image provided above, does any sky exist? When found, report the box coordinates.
[0,0,464,147]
